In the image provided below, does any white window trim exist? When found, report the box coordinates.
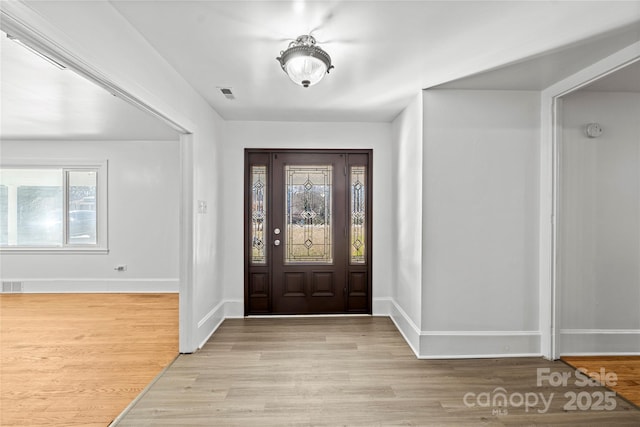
[0,158,108,254]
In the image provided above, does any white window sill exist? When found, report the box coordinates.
[0,247,109,255]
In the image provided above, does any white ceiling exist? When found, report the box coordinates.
[435,23,640,91]
[581,59,640,92]
[111,0,640,122]
[1,1,640,140]
[0,31,180,140]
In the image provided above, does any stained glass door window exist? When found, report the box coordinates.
[350,166,366,264]
[251,166,267,264]
[284,165,333,264]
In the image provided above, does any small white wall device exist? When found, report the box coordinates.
[585,123,603,138]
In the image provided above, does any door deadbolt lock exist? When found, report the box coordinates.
[274,228,281,235]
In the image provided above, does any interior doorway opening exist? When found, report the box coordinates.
[555,60,640,358]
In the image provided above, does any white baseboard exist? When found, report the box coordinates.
[0,278,179,293]
[379,298,541,359]
[560,329,640,354]
[562,352,640,356]
[387,299,421,357]
[196,300,226,349]
[195,299,244,349]
[418,331,541,359]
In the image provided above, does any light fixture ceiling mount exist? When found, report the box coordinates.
[276,35,334,88]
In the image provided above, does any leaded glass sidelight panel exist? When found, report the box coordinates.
[285,165,333,264]
[350,166,366,264]
[251,166,267,264]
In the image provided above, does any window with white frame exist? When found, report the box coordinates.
[0,161,107,252]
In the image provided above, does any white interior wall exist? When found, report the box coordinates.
[6,1,637,359]
[7,1,227,352]
[0,140,180,292]
[222,121,393,315]
[420,90,541,357]
[558,90,640,355]
[389,94,423,354]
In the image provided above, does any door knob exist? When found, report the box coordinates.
[274,239,281,246]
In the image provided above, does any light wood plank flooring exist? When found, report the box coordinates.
[0,293,178,427]
[562,356,640,408]
[117,317,640,426]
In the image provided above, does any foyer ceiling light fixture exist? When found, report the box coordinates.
[276,35,334,88]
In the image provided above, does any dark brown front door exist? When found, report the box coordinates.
[245,150,372,315]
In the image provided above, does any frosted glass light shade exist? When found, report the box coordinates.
[276,35,333,88]
[285,55,327,87]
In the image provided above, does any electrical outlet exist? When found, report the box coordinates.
[198,200,207,214]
